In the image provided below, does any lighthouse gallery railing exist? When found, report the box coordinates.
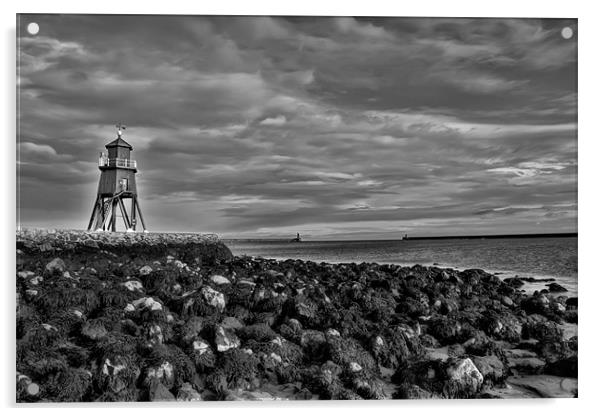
[98,157,137,169]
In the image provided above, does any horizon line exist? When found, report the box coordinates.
[223,232,578,241]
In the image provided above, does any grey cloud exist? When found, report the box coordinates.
[17,15,577,237]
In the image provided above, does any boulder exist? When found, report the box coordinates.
[121,280,144,292]
[44,258,66,276]
[221,316,243,330]
[139,265,153,276]
[546,283,568,293]
[501,296,514,307]
[131,296,163,312]
[326,336,376,373]
[211,275,231,285]
[191,338,216,371]
[503,277,524,288]
[81,319,108,340]
[144,361,175,389]
[201,287,226,312]
[395,384,441,399]
[149,382,176,401]
[446,358,483,396]
[300,329,327,356]
[176,383,203,401]
[566,297,578,309]
[472,355,505,382]
[545,356,578,378]
[214,325,240,352]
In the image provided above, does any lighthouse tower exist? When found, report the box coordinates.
[86,124,147,232]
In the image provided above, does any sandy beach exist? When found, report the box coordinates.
[16,229,577,401]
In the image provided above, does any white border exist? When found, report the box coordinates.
[4,1,601,415]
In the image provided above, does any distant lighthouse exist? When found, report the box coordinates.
[86,124,147,232]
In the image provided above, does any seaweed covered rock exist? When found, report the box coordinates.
[325,334,377,374]
[471,355,506,384]
[445,358,484,396]
[91,334,141,400]
[392,357,484,399]
[217,348,260,390]
[215,325,241,352]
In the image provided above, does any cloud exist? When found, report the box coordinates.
[259,115,287,126]
[16,15,577,237]
[20,142,58,157]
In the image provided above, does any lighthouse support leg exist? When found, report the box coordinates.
[110,199,118,232]
[130,197,137,230]
[134,196,147,231]
[87,195,100,231]
[117,197,131,230]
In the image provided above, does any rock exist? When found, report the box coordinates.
[349,362,363,372]
[211,275,231,285]
[350,373,387,399]
[546,283,568,293]
[395,384,441,399]
[149,382,176,401]
[507,356,546,374]
[221,316,243,330]
[521,294,550,315]
[122,280,144,292]
[215,325,240,352]
[566,297,578,309]
[238,323,278,342]
[44,258,66,275]
[472,355,505,382]
[144,361,175,389]
[326,328,340,337]
[17,270,34,279]
[225,389,281,401]
[139,265,153,276]
[521,320,563,343]
[326,336,377,373]
[132,296,163,311]
[501,296,514,307]
[551,301,566,313]
[17,373,40,399]
[201,287,226,312]
[29,276,43,285]
[503,277,524,288]
[24,289,38,300]
[97,355,140,395]
[81,319,108,340]
[300,330,327,356]
[437,270,450,281]
[424,347,450,362]
[446,358,484,396]
[545,356,577,378]
[191,338,216,371]
[177,383,202,401]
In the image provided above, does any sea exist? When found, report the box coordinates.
[226,237,578,297]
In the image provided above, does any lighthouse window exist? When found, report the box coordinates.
[119,178,128,191]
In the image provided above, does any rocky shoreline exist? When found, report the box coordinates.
[16,229,578,402]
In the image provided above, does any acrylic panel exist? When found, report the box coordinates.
[16,14,577,402]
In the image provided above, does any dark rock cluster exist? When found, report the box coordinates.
[16,230,578,401]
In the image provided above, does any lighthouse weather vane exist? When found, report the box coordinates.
[116,123,126,138]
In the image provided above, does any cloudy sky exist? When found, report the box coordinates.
[17,15,577,239]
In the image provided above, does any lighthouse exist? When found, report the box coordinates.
[86,124,147,232]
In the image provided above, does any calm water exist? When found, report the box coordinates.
[226,237,578,297]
